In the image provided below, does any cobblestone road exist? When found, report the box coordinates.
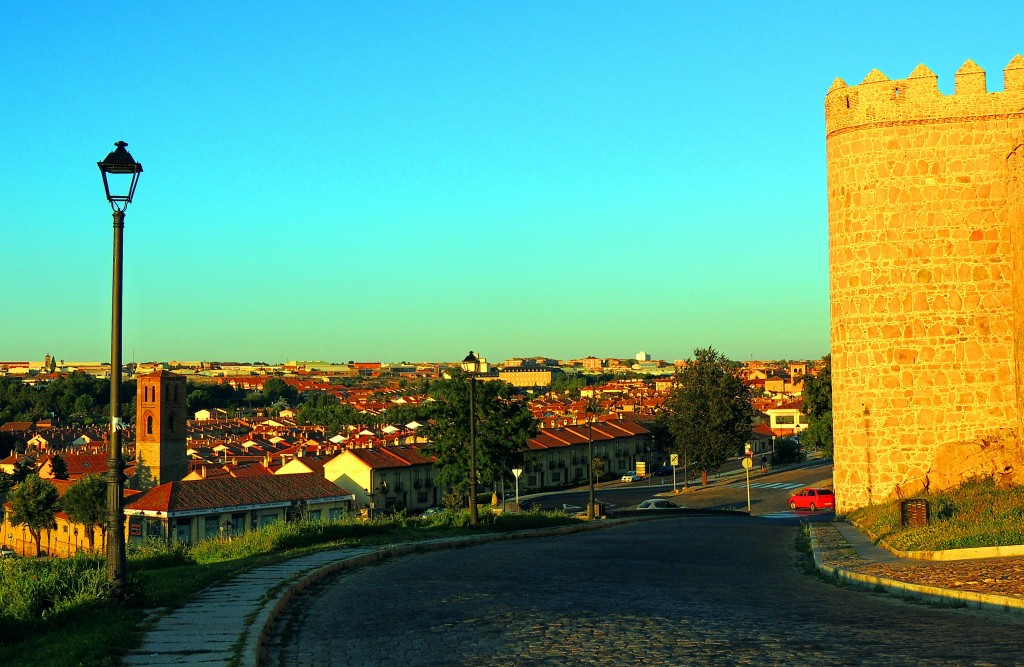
[264,516,1024,666]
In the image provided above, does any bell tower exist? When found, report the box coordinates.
[135,369,187,488]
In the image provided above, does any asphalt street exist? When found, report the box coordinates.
[263,516,1024,666]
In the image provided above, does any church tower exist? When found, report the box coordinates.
[135,370,187,488]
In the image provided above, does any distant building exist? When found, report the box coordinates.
[124,474,354,543]
[498,366,566,389]
[135,370,188,489]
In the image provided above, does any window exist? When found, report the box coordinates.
[205,517,220,539]
[146,518,163,538]
[775,415,795,425]
[146,415,153,435]
[260,514,278,527]
[417,492,428,504]
[307,509,322,522]
[329,508,344,521]
[168,414,176,433]
[175,520,190,543]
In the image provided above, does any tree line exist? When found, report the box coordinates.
[1,462,106,556]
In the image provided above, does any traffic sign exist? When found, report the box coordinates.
[741,457,753,470]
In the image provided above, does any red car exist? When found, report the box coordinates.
[788,488,835,511]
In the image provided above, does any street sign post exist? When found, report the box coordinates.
[741,455,752,513]
[512,467,523,506]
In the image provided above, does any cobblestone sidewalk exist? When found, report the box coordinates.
[809,521,1024,612]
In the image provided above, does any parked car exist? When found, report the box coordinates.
[0,549,17,559]
[636,499,679,511]
[788,488,835,511]
[621,471,641,483]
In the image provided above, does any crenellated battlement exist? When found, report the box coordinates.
[825,55,1024,137]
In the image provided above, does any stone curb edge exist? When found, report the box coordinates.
[808,523,1024,616]
[243,519,628,667]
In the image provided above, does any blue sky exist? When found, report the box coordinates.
[3,2,1022,365]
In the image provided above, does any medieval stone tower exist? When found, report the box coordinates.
[825,56,1024,512]
[135,369,188,488]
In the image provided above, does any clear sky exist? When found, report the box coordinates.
[3,2,1022,365]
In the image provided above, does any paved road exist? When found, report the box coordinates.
[525,459,834,518]
[262,516,1024,666]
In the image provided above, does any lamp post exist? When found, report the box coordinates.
[462,351,480,527]
[586,398,597,520]
[98,141,142,598]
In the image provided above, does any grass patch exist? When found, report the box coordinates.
[0,509,577,666]
[847,477,1024,551]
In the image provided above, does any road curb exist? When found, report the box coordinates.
[808,523,1024,616]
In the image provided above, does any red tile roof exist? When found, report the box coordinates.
[125,473,353,514]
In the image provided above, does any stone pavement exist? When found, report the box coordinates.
[809,521,1024,613]
[121,526,607,667]
[123,518,1024,666]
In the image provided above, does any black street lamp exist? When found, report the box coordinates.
[586,398,597,520]
[461,351,480,527]
[98,141,142,598]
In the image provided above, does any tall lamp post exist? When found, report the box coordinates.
[98,141,142,598]
[586,398,597,520]
[461,352,480,527]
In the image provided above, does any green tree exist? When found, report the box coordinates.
[49,453,70,480]
[422,371,538,505]
[11,457,34,483]
[296,394,365,434]
[7,474,60,556]
[261,378,299,406]
[61,474,106,552]
[0,470,14,497]
[665,347,754,485]
[800,355,833,457]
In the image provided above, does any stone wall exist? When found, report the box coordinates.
[1010,137,1024,446]
[825,56,1024,512]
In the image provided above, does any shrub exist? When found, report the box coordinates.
[848,477,1024,550]
[0,554,110,628]
[771,438,804,465]
[127,537,194,568]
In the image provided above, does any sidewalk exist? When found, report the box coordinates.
[809,521,1024,615]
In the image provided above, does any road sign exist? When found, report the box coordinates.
[741,457,753,470]
[512,468,523,479]
[670,454,679,466]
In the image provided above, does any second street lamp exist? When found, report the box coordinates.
[462,351,480,527]
[98,140,142,598]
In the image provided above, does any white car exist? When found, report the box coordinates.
[621,471,641,482]
[636,499,680,511]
